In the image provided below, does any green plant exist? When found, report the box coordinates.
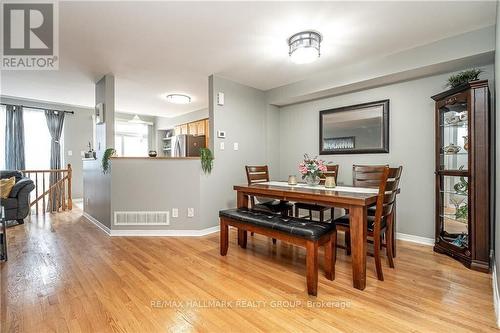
[200,148,214,174]
[455,204,468,221]
[446,68,482,88]
[102,148,116,174]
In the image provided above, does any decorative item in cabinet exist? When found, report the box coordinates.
[431,80,491,272]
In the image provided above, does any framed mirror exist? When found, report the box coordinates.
[319,100,389,154]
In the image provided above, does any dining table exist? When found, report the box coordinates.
[233,181,380,291]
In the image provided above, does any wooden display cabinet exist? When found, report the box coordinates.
[431,80,491,272]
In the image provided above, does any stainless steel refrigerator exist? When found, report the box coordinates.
[173,134,206,157]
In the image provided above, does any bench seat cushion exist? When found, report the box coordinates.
[219,208,335,240]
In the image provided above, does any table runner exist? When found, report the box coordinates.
[260,181,379,194]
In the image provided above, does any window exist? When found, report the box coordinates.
[114,121,149,157]
[1,106,61,171]
[24,108,57,170]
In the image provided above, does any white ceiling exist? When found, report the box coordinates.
[1,1,496,117]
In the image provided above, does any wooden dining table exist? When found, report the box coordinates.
[233,181,380,291]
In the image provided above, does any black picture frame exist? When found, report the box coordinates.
[319,100,389,155]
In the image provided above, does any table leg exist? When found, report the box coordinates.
[220,219,228,256]
[349,205,367,290]
[236,192,249,247]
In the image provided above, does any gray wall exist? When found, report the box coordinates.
[0,95,93,198]
[277,65,494,239]
[110,158,202,230]
[199,76,270,228]
[84,75,115,228]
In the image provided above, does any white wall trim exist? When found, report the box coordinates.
[492,259,500,327]
[109,226,220,237]
[83,213,436,244]
[396,232,434,246]
[83,212,111,235]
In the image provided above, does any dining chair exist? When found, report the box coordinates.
[294,164,339,222]
[332,166,403,281]
[338,164,390,255]
[352,164,401,257]
[245,165,293,216]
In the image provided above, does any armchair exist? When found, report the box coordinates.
[1,171,35,224]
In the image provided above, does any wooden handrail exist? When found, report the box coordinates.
[20,164,72,214]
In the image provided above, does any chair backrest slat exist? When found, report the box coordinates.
[319,164,339,185]
[353,164,389,188]
[246,165,270,185]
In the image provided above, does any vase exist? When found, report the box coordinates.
[305,174,320,186]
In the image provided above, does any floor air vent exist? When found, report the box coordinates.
[114,211,170,225]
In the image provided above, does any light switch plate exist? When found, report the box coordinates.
[220,142,225,150]
[233,143,239,150]
[68,150,73,156]
[217,92,224,106]
[172,208,179,218]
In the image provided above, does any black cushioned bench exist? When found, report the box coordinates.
[219,208,337,296]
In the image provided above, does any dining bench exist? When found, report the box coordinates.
[219,208,336,296]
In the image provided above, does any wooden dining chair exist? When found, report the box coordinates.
[294,164,339,222]
[352,164,401,257]
[245,165,293,216]
[332,166,403,281]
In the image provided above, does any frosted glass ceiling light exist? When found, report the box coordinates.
[166,94,191,104]
[288,31,322,64]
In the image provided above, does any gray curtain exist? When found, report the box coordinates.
[45,110,65,212]
[5,105,25,170]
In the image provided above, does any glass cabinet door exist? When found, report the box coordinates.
[438,94,469,172]
[438,175,470,249]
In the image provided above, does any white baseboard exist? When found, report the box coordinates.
[82,213,433,244]
[493,259,500,327]
[82,212,111,235]
[396,232,434,246]
[82,212,219,237]
[109,226,219,237]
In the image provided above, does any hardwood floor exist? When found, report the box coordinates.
[1,209,497,332]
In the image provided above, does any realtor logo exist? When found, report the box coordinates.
[1,2,59,70]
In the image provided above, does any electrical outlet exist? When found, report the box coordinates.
[172,208,179,218]
[68,150,73,156]
[187,208,194,217]
[233,142,239,150]
[220,142,225,150]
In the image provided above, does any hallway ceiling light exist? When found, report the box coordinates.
[288,31,322,64]
[129,115,147,124]
[166,94,191,104]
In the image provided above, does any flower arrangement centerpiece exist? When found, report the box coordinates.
[298,154,327,186]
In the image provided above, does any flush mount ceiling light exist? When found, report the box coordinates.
[288,31,322,64]
[166,94,191,104]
